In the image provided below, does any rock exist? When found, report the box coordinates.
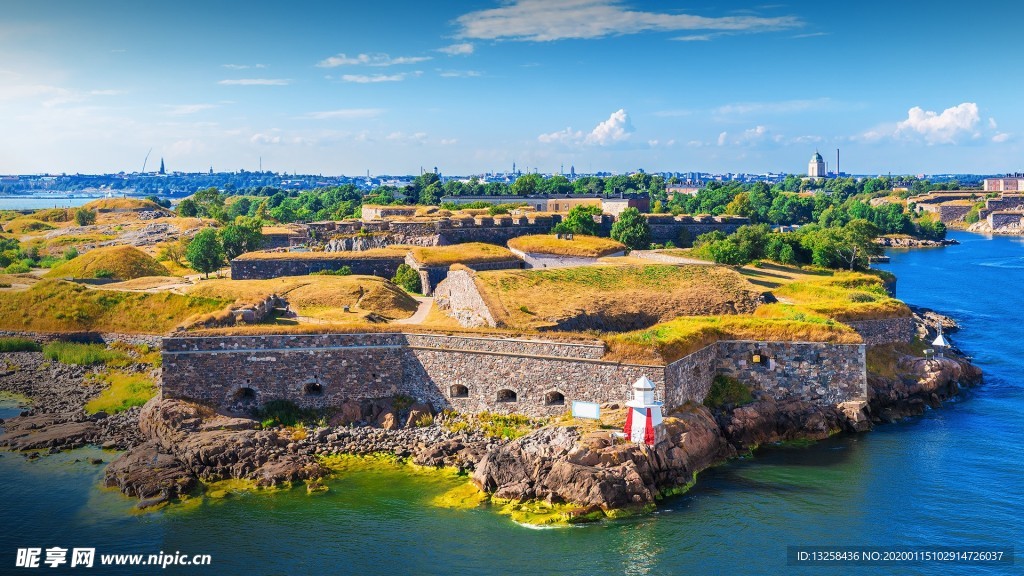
[104,441,196,503]
[0,414,99,451]
[330,401,363,426]
[376,411,397,430]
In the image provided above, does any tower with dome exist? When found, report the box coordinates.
[808,151,826,178]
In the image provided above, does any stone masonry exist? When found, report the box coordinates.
[162,333,868,418]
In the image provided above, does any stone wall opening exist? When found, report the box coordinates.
[234,387,256,401]
[303,381,323,396]
[544,391,565,406]
[497,389,518,403]
[450,384,469,398]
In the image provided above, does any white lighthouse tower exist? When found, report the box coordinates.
[623,376,664,446]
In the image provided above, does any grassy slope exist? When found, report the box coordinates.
[0,280,226,333]
[409,243,518,266]
[507,235,626,258]
[476,264,763,330]
[46,245,170,280]
[187,275,418,321]
[604,268,905,363]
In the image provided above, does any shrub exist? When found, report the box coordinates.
[0,337,41,352]
[256,400,317,428]
[392,263,422,293]
[414,413,434,427]
[63,247,79,260]
[42,342,123,366]
[74,209,97,226]
[703,375,754,409]
[311,266,352,276]
[93,269,114,279]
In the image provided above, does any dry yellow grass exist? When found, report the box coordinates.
[5,218,55,234]
[261,226,302,236]
[0,279,226,334]
[187,275,418,321]
[408,243,519,267]
[475,264,764,331]
[46,246,170,280]
[765,272,910,321]
[233,247,409,261]
[101,276,187,291]
[0,273,40,290]
[508,235,626,258]
[81,198,163,212]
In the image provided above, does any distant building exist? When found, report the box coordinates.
[808,151,826,179]
[984,176,1024,192]
[602,195,650,217]
[666,186,700,200]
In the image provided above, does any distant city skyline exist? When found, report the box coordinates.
[1,0,1020,176]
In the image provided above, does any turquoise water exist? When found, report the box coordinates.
[1,230,1021,574]
[0,197,98,210]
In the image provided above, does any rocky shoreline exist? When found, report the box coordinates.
[875,236,960,248]
[0,308,984,520]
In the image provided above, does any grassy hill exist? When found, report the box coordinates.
[0,280,226,333]
[474,264,765,331]
[46,246,170,280]
[187,275,418,322]
[408,243,519,267]
[508,235,626,258]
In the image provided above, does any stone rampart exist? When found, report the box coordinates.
[432,270,497,328]
[846,316,915,345]
[162,333,868,417]
[715,341,866,405]
[646,215,749,245]
[230,255,406,280]
[988,211,1024,230]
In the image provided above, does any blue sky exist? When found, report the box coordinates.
[1,0,1020,176]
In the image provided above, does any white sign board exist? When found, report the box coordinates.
[571,401,601,420]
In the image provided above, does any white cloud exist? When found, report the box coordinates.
[438,69,482,78]
[250,133,281,145]
[340,73,410,83]
[222,63,266,70]
[585,108,633,145]
[538,127,584,144]
[717,132,728,146]
[895,102,980,144]
[538,109,634,146]
[165,104,218,116]
[674,34,714,42]
[455,0,801,42]
[385,131,429,144]
[301,108,385,120]
[218,78,290,86]
[713,98,832,118]
[992,133,1011,143]
[316,53,431,68]
[438,43,474,55]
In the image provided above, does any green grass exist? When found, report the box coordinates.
[703,375,754,409]
[0,279,227,334]
[476,411,542,440]
[256,400,318,428]
[0,337,41,352]
[84,370,157,414]
[42,342,125,366]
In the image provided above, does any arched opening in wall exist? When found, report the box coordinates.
[497,389,517,403]
[693,366,702,378]
[234,387,256,401]
[544,391,565,406]
[450,384,469,398]
[303,381,323,396]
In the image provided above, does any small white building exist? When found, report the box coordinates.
[808,151,826,179]
[623,376,664,446]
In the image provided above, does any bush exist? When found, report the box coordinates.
[256,400,316,428]
[610,207,651,250]
[392,263,422,293]
[93,269,114,279]
[311,266,352,276]
[42,342,123,365]
[703,375,754,409]
[0,337,41,352]
[74,209,97,226]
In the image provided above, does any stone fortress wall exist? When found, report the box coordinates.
[162,332,869,418]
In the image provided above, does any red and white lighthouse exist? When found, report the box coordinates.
[623,376,664,446]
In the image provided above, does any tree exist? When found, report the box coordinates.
[552,205,601,235]
[74,209,96,226]
[610,207,650,250]
[185,228,225,278]
[177,199,199,218]
[392,263,422,293]
[219,219,264,260]
[511,173,541,196]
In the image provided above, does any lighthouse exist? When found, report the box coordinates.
[623,376,664,446]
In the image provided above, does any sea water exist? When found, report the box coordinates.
[0,230,1020,575]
